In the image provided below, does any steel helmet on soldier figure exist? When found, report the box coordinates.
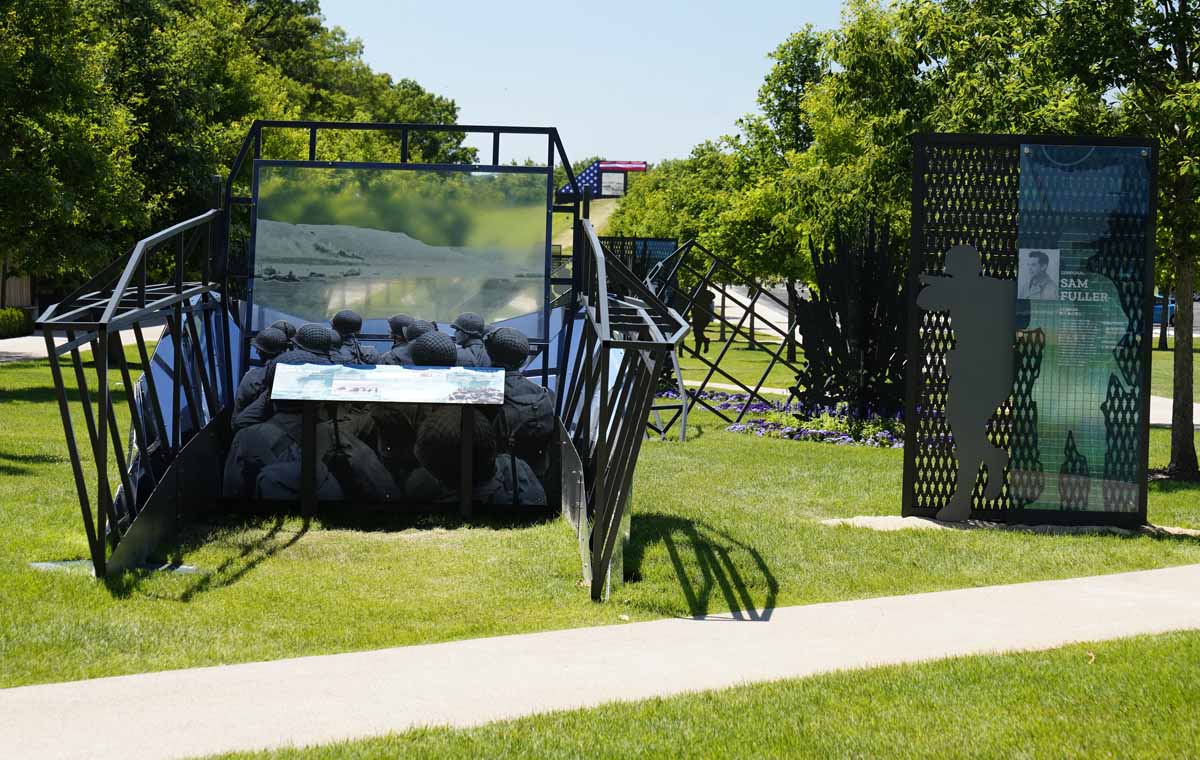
[329,329,343,351]
[387,314,414,340]
[331,309,363,337]
[484,328,529,371]
[269,320,298,345]
[451,312,485,340]
[294,323,332,354]
[410,331,458,367]
[404,320,436,343]
[252,327,289,360]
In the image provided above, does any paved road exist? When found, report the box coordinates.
[2,564,1199,760]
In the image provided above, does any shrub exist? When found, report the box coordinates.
[792,221,908,417]
[0,307,32,339]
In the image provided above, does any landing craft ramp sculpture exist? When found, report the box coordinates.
[36,120,686,600]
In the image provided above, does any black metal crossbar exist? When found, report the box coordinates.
[635,240,805,433]
[37,209,229,576]
[560,219,686,599]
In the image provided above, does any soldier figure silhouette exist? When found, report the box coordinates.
[917,244,1015,522]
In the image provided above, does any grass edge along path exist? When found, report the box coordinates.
[207,629,1200,759]
[3,351,1200,688]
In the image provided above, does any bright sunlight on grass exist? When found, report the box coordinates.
[209,629,1200,759]
[1,351,1198,687]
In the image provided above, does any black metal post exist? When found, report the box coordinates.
[301,402,317,517]
[459,407,473,519]
[45,335,102,571]
[134,323,171,451]
[94,328,110,563]
[112,330,156,483]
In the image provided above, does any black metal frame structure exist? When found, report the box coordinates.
[561,218,688,598]
[226,120,580,392]
[598,236,679,282]
[37,120,685,599]
[903,132,1157,528]
[35,210,232,575]
[635,239,804,437]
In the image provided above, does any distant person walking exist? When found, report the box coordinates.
[690,287,716,354]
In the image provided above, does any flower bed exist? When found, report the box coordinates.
[655,389,904,448]
[656,388,791,415]
[726,415,903,448]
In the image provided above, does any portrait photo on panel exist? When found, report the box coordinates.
[1017,248,1060,301]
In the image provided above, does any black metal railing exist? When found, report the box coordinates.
[559,219,686,599]
[34,121,690,602]
[643,240,804,433]
[36,209,230,576]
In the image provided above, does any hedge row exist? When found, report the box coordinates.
[0,307,32,339]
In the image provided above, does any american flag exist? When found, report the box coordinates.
[599,161,647,171]
[557,160,647,199]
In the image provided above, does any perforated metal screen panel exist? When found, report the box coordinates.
[903,134,1155,527]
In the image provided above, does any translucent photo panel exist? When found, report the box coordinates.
[253,164,550,337]
[1010,144,1152,514]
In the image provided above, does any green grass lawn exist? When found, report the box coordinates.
[675,333,800,392]
[1,353,1199,687]
[209,629,1200,759]
[1150,337,1200,402]
[691,331,1189,402]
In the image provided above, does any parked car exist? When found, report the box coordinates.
[1154,295,1176,326]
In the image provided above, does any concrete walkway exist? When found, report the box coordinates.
[0,327,164,364]
[1149,393,1200,428]
[0,333,61,363]
[3,564,1199,760]
[682,379,790,396]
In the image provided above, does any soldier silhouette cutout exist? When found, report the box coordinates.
[917,244,1015,521]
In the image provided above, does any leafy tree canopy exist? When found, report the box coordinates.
[3,0,474,280]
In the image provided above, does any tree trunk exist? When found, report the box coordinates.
[749,304,756,349]
[1159,290,1170,350]
[719,290,726,341]
[786,279,798,362]
[1169,227,1198,477]
[0,254,7,309]
[1168,0,1198,478]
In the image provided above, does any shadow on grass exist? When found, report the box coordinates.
[102,501,560,602]
[0,449,64,476]
[654,422,709,441]
[316,504,557,533]
[105,516,310,601]
[0,384,132,407]
[626,513,778,621]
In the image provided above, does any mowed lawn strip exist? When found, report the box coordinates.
[207,630,1200,759]
[1150,338,1200,402]
[675,333,800,391]
[1,352,1199,687]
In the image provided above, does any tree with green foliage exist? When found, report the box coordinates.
[0,0,476,287]
[755,25,825,156]
[0,0,145,279]
[606,142,733,245]
[1048,0,1200,477]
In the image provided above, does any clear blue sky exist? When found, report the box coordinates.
[320,0,843,165]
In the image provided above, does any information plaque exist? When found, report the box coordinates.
[271,363,505,405]
[904,135,1156,527]
[1009,145,1153,514]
